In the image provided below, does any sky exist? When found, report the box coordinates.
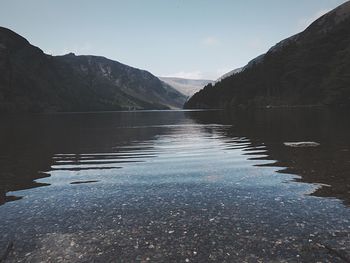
[0,0,348,80]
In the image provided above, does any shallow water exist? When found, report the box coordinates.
[0,109,349,262]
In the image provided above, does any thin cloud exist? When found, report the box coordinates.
[164,68,234,80]
[202,36,221,47]
[164,70,204,80]
[247,37,265,51]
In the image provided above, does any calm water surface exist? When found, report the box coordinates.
[0,109,349,262]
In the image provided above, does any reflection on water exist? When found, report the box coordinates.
[0,109,349,262]
[0,112,181,204]
[188,109,350,205]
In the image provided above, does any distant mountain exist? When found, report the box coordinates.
[0,27,186,112]
[159,77,213,97]
[185,1,350,109]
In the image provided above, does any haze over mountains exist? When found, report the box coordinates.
[0,27,186,112]
[185,1,350,109]
[159,77,213,97]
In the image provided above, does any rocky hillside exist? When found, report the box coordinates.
[0,27,186,112]
[185,1,350,109]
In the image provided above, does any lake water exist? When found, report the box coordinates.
[0,109,349,262]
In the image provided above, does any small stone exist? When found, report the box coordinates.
[284,142,320,148]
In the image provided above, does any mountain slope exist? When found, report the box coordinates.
[185,1,350,109]
[159,77,213,97]
[215,68,242,83]
[0,27,186,112]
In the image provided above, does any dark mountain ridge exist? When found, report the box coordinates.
[185,1,350,109]
[0,27,186,112]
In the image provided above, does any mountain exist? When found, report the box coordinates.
[159,77,213,97]
[215,68,243,83]
[215,54,267,83]
[185,1,350,109]
[0,27,186,112]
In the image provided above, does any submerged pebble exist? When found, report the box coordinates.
[284,142,320,147]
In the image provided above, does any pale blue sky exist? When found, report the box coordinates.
[0,0,347,79]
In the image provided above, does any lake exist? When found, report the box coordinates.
[0,109,349,262]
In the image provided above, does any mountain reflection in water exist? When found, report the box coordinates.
[187,108,350,206]
[0,109,349,262]
[1,109,349,206]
